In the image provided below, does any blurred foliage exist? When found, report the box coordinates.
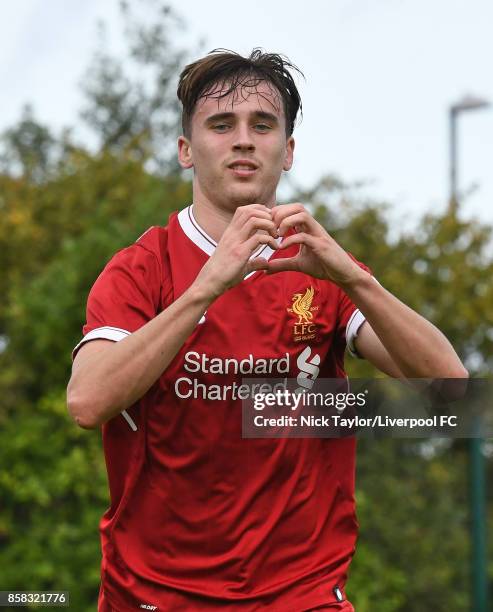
[0,2,492,611]
[79,0,192,173]
[0,105,70,184]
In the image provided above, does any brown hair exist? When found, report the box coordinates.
[177,48,303,137]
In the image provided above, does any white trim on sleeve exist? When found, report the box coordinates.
[72,326,131,358]
[346,309,367,358]
[72,326,138,431]
[345,276,381,358]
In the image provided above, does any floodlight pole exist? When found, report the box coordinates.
[449,108,458,212]
[449,94,490,612]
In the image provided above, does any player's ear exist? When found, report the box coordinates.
[178,136,194,169]
[283,136,295,171]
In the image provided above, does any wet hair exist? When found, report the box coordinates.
[177,48,303,138]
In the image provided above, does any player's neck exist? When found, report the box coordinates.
[192,196,276,243]
[191,201,231,243]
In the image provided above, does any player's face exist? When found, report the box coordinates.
[178,80,294,212]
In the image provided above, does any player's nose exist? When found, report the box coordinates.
[232,123,255,151]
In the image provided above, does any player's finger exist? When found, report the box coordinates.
[279,232,316,250]
[270,203,306,225]
[277,212,317,236]
[229,213,273,235]
[244,232,279,254]
[264,256,301,274]
[238,217,278,240]
[235,203,271,214]
[228,209,276,238]
[232,204,272,224]
[246,257,270,273]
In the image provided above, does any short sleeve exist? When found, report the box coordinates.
[337,258,373,358]
[73,244,162,359]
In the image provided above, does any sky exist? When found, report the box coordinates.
[1,0,492,225]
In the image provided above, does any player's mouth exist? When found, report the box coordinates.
[227,160,259,177]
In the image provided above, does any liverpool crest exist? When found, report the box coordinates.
[287,287,319,342]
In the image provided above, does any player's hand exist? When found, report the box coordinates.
[265,203,365,288]
[194,204,278,297]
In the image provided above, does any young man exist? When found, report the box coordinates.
[67,49,467,611]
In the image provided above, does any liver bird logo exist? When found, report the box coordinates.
[287,286,316,324]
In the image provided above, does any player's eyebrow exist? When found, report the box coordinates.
[204,112,235,125]
[252,111,279,125]
[204,111,280,125]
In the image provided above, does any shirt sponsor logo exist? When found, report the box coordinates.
[296,346,321,391]
[174,352,291,400]
[287,286,319,342]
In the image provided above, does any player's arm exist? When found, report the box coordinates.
[267,203,468,379]
[350,321,404,377]
[68,284,216,429]
[67,204,278,429]
[346,279,467,378]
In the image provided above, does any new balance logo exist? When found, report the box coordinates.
[198,311,207,325]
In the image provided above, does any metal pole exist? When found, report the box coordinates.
[460,126,490,608]
[449,102,488,609]
[469,434,488,611]
[449,108,458,212]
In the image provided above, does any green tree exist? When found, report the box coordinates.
[80,0,191,172]
[0,105,66,183]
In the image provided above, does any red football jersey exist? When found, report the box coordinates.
[74,206,369,612]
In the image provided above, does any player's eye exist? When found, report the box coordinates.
[254,123,272,132]
[212,123,231,132]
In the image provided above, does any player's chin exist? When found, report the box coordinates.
[228,186,264,207]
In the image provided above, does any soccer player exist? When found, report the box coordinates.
[67,49,467,611]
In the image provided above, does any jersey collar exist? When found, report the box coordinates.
[177,205,281,261]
